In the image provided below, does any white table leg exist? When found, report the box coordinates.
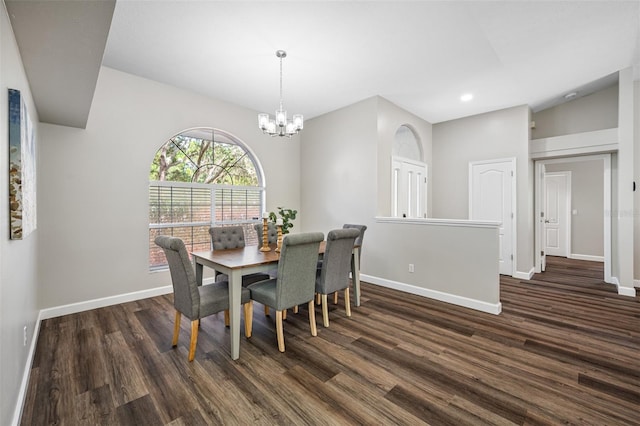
[229,269,242,360]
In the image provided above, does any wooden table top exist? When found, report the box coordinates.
[192,241,328,270]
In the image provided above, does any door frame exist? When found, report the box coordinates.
[534,154,611,282]
[468,157,517,277]
[544,171,572,258]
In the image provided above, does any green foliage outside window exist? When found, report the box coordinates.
[149,134,259,185]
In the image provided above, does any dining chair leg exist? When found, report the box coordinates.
[189,320,199,362]
[315,293,321,305]
[344,288,351,317]
[283,309,287,320]
[276,310,285,352]
[224,309,230,327]
[293,305,299,314]
[172,310,181,347]
[264,305,270,316]
[321,294,329,327]
[333,291,338,304]
[244,301,253,338]
[308,300,317,336]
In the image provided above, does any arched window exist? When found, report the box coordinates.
[148,128,264,270]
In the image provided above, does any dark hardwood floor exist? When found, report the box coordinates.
[21,257,639,425]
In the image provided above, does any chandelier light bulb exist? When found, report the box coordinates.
[276,109,287,127]
[258,113,269,130]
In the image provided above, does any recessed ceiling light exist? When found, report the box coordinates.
[460,93,473,102]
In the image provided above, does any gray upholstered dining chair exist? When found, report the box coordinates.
[343,223,367,260]
[247,232,324,352]
[315,228,360,327]
[155,235,253,362]
[254,222,278,245]
[209,226,271,287]
[335,223,368,304]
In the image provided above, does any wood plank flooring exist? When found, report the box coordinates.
[20,257,639,425]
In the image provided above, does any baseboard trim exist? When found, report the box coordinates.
[40,285,174,320]
[569,254,604,262]
[634,279,640,288]
[361,274,501,315]
[617,286,637,297]
[11,310,43,426]
[513,268,535,280]
[609,276,636,296]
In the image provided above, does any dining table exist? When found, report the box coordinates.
[191,241,361,360]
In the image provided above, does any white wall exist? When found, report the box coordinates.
[432,105,534,275]
[37,66,301,308]
[532,84,618,139]
[0,4,40,424]
[545,160,604,258]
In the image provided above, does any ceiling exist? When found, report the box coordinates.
[6,1,640,129]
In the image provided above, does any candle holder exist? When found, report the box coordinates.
[260,217,271,252]
[275,224,283,252]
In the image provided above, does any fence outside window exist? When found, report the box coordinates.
[149,180,264,270]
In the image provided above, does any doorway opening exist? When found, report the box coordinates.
[534,154,612,284]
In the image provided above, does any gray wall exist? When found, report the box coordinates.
[300,97,379,234]
[376,97,433,217]
[545,160,604,258]
[301,95,434,272]
[616,68,634,291]
[0,4,40,424]
[635,80,640,283]
[532,84,618,139]
[38,66,302,308]
[301,96,500,308]
[432,105,534,275]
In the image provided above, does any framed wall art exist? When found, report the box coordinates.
[8,88,36,239]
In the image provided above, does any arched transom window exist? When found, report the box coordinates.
[149,128,265,269]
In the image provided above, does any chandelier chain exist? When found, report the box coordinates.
[279,54,284,111]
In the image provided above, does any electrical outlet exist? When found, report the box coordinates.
[409,264,414,273]
[23,325,27,346]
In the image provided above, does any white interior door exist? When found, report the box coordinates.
[470,159,515,276]
[544,172,571,257]
[392,157,427,218]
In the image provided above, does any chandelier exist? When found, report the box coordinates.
[258,50,303,137]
